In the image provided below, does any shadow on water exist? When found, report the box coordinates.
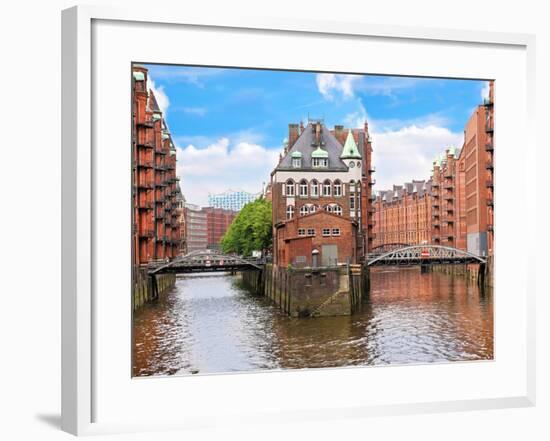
[133,268,493,377]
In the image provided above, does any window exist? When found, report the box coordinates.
[332,228,341,236]
[349,180,355,193]
[323,180,331,196]
[357,161,361,168]
[299,180,308,197]
[312,158,328,167]
[310,180,319,197]
[325,205,333,213]
[309,204,317,213]
[322,228,331,236]
[307,228,315,236]
[298,228,305,236]
[300,205,309,216]
[333,180,342,197]
[292,158,301,168]
[286,205,294,219]
[350,196,355,210]
[285,180,295,196]
[333,205,343,216]
[349,161,355,168]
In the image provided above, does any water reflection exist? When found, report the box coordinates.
[133,267,493,376]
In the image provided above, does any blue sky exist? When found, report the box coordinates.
[142,64,489,206]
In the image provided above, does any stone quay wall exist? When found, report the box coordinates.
[133,267,176,310]
[243,264,367,317]
[428,259,492,288]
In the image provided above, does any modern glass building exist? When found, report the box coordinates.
[207,190,260,212]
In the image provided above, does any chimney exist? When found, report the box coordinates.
[288,123,299,148]
[315,122,321,145]
[334,125,344,143]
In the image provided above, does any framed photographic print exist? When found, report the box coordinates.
[62,5,536,436]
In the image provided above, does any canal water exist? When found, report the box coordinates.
[133,267,493,377]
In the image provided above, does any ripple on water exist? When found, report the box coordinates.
[133,270,493,376]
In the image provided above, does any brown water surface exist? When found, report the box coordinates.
[133,267,493,376]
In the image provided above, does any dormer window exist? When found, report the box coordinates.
[291,151,302,168]
[312,158,328,167]
[311,146,328,167]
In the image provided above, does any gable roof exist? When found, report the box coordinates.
[275,122,350,171]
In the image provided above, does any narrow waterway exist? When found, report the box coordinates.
[133,267,493,377]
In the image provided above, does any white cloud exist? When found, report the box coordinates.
[147,77,169,115]
[371,125,463,191]
[176,138,279,206]
[182,107,207,117]
[316,74,360,100]
[480,81,490,101]
[343,100,368,128]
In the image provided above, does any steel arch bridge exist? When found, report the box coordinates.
[366,244,486,267]
[150,250,264,275]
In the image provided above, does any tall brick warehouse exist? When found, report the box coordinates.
[372,80,495,257]
[132,66,184,266]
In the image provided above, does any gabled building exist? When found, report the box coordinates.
[270,120,375,267]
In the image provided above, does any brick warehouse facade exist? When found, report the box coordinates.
[203,207,238,250]
[372,80,495,257]
[372,180,433,248]
[132,66,183,266]
[271,120,375,267]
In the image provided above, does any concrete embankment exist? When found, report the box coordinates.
[133,267,176,310]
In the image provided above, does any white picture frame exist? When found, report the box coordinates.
[62,5,537,436]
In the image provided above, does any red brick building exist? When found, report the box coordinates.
[371,80,495,257]
[203,207,238,250]
[372,180,433,248]
[431,148,460,248]
[271,120,375,267]
[132,66,183,266]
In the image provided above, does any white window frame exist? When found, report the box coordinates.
[299,180,308,197]
[298,228,305,236]
[312,158,328,168]
[292,158,301,168]
[286,180,295,196]
[307,228,315,236]
[310,180,319,197]
[300,205,309,216]
[332,228,341,236]
[333,205,343,216]
[322,228,331,237]
[323,180,331,197]
[334,180,342,197]
[286,205,294,219]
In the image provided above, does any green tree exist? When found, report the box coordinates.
[221,198,272,256]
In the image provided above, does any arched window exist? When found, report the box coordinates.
[285,179,295,196]
[349,179,355,193]
[286,205,294,219]
[299,179,308,197]
[323,179,331,197]
[310,179,319,197]
[324,204,333,213]
[333,179,342,197]
[300,205,309,216]
[309,204,317,213]
[333,205,343,216]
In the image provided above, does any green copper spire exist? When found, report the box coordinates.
[340,129,362,159]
